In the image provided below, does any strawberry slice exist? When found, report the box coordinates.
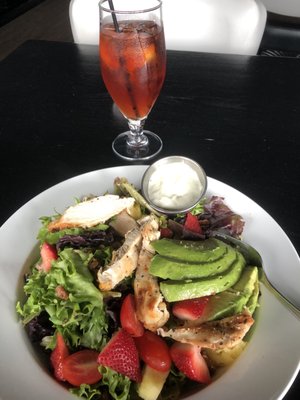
[170,342,210,384]
[38,242,58,272]
[50,332,70,381]
[184,212,202,234]
[159,227,174,238]
[134,330,171,372]
[172,296,209,321]
[97,329,141,382]
[120,294,144,337]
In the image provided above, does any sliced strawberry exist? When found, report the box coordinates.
[170,342,210,383]
[134,330,171,372]
[172,296,209,321]
[120,294,144,337]
[159,227,174,238]
[97,329,141,382]
[38,242,58,272]
[170,342,210,384]
[184,212,202,234]
[50,332,70,381]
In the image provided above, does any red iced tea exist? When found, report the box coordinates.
[100,20,166,120]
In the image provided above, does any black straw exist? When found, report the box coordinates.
[108,0,120,33]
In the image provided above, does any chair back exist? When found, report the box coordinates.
[69,0,99,45]
[260,0,300,18]
[69,0,267,55]
[164,0,266,55]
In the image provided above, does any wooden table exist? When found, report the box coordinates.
[0,40,299,399]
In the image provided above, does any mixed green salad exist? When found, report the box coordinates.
[16,177,260,400]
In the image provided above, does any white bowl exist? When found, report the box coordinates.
[0,165,300,400]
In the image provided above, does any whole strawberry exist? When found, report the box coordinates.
[98,329,141,382]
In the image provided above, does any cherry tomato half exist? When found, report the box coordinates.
[120,294,144,337]
[134,330,171,372]
[62,350,102,386]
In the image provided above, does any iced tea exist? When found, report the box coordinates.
[100,20,166,120]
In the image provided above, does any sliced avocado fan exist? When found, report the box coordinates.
[160,251,246,302]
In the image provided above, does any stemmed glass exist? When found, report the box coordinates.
[99,0,166,161]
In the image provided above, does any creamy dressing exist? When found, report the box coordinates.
[147,162,203,210]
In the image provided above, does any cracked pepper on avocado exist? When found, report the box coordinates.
[16,177,260,400]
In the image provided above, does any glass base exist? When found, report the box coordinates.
[112,131,163,161]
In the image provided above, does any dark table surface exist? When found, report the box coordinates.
[0,40,299,399]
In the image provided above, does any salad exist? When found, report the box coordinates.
[16,177,260,400]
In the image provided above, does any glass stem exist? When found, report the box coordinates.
[126,118,149,148]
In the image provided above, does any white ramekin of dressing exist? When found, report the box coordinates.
[141,156,207,214]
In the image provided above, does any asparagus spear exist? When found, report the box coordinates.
[114,177,164,217]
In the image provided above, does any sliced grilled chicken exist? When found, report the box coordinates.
[97,226,142,291]
[134,216,170,331]
[157,312,254,350]
[109,209,138,237]
[48,195,135,231]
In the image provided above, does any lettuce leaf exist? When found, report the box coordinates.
[70,384,102,400]
[99,366,131,400]
[204,196,245,237]
[17,248,108,351]
[69,366,131,400]
[37,216,109,245]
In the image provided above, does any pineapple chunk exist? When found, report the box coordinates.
[138,365,169,400]
[205,340,247,368]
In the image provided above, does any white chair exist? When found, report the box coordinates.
[69,0,267,55]
[69,0,100,46]
[260,0,300,18]
[164,0,266,55]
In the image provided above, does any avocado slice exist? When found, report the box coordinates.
[160,252,246,302]
[246,273,260,314]
[151,238,227,263]
[150,244,237,280]
[193,266,259,323]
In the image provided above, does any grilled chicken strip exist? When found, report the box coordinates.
[157,312,254,350]
[97,226,142,291]
[48,195,135,231]
[134,216,170,331]
[109,209,138,237]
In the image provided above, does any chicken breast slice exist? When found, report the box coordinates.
[109,209,138,237]
[157,312,254,350]
[134,216,170,331]
[97,225,142,291]
[48,195,135,231]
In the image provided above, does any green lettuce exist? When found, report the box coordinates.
[99,366,131,400]
[17,247,108,351]
[69,367,131,400]
[37,216,109,245]
[70,384,102,400]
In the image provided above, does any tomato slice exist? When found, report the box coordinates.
[62,350,102,386]
[120,294,144,337]
[134,331,171,372]
[184,212,202,234]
